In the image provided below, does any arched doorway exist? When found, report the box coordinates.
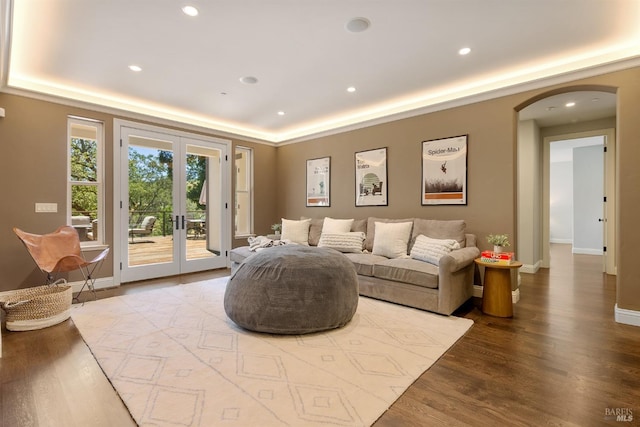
[516,86,617,275]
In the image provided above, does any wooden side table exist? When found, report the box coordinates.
[475,258,523,317]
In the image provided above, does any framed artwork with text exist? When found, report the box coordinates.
[421,135,468,205]
[355,147,388,207]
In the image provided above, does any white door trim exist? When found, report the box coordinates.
[542,128,616,274]
[113,119,231,285]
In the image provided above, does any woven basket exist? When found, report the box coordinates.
[0,284,72,331]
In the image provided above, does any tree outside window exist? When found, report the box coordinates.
[69,118,103,244]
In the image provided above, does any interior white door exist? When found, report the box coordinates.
[119,125,229,283]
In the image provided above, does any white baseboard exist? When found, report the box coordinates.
[520,261,541,274]
[572,247,603,255]
[474,285,520,303]
[615,304,640,327]
[550,238,573,244]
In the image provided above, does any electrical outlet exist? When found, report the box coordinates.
[35,203,58,213]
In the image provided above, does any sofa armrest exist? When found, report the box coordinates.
[436,246,479,314]
[439,246,480,273]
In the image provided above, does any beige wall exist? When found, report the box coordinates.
[276,99,518,245]
[276,66,640,313]
[0,93,277,291]
[0,95,116,290]
[517,119,542,269]
[2,66,640,315]
[614,68,640,312]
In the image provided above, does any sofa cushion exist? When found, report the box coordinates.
[351,218,367,234]
[305,217,365,246]
[411,219,466,249]
[365,217,414,252]
[372,221,413,258]
[281,218,311,245]
[230,246,254,264]
[318,231,365,253]
[343,253,389,277]
[373,258,439,289]
[304,217,324,246]
[410,235,460,266]
[322,217,354,233]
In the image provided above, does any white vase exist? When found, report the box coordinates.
[494,245,503,254]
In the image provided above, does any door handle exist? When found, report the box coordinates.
[182,215,186,230]
[175,215,180,230]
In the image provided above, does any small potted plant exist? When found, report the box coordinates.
[271,223,282,235]
[487,234,510,253]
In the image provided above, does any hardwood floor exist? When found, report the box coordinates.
[375,245,640,427]
[2,244,639,426]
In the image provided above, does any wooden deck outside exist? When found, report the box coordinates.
[127,235,217,266]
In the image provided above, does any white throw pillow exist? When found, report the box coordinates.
[281,218,311,245]
[372,221,413,258]
[322,217,354,234]
[410,234,460,265]
[318,232,365,253]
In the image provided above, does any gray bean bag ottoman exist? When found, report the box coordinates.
[224,245,359,334]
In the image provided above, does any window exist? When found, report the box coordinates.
[68,117,104,245]
[235,146,253,237]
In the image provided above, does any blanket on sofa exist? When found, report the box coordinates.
[248,235,289,251]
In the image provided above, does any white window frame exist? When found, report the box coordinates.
[234,146,254,238]
[67,116,105,247]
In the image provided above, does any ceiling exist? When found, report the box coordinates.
[1,0,639,143]
[519,90,617,127]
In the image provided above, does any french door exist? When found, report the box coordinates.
[116,122,230,283]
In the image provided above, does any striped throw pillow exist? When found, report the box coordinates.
[318,232,365,253]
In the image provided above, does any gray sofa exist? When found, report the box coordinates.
[230,217,480,316]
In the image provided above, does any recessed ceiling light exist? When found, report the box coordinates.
[128,65,142,72]
[345,17,371,33]
[458,47,471,56]
[347,86,356,93]
[239,76,258,84]
[565,101,576,107]
[277,111,285,116]
[182,6,199,17]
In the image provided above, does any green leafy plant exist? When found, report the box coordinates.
[487,234,510,247]
[271,223,282,232]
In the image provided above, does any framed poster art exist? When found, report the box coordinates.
[355,147,388,206]
[422,135,468,205]
[306,157,330,206]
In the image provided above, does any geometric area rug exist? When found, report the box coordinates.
[71,277,473,427]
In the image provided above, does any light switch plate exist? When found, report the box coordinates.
[35,203,58,213]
